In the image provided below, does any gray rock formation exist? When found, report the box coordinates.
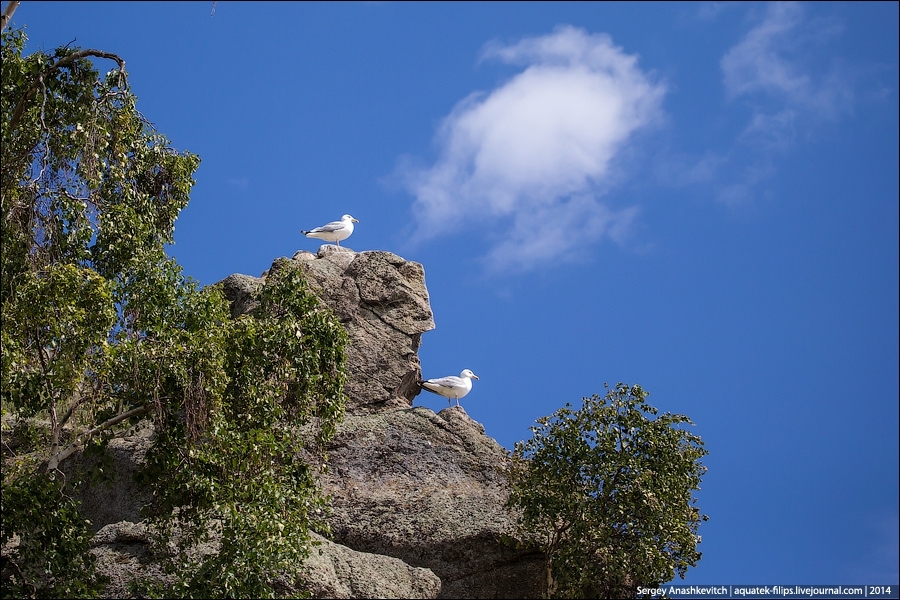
[281,246,543,598]
[89,523,441,600]
[77,245,543,598]
[232,245,435,414]
[299,533,441,599]
[218,272,263,318]
[90,521,172,598]
[66,420,155,531]
[320,405,544,599]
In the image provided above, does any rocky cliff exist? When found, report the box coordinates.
[83,245,545,599]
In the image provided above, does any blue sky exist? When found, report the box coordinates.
[11,1,898,587]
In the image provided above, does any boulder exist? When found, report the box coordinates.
[216,246,545,597]
[319,406,545,599]
[66,420,155,532]
[218,273,263,318]
[270,246,435,413]
[299,532,441,599]
[89,523,440,600]
[89,521,171,599]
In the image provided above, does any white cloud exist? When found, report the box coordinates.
[722,3,808,100]
[400,25,665,272]
[485,198,641,272]
[683,2,856,206]
[739,108,798,151]
[721,2,852,119]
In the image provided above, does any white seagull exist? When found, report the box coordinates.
[418,369,479,406]
[302,214,359,246]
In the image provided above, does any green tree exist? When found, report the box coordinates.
[2,26,346,598]
[507,383,708,599]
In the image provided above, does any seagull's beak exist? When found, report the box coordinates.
[352,218,359,223]
[472,374,479,380]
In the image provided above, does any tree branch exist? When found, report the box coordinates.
[46,404,149,471]
[1,1,20,33]
[32,327,63,459]
[9,49,126,133]
[57,382,92,429]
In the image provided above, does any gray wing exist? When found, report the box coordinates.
[423,376,465,389]
[310,221,346,233]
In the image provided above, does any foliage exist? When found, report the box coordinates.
[507,383,708,599]
[2,26,347,598]
[1,471,102,599]
[140,260,347,599]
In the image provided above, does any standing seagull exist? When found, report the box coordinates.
[418,369,479,406]
[302,214,359,246]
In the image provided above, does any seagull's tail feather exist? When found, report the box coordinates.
[417,381,443,397]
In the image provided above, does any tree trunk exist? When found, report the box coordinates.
[1,1,21,33]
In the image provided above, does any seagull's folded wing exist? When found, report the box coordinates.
[424,376,464,389]
[312,221,344,233]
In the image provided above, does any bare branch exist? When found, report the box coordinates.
[46,404,149,471]
[57,381,93,429]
